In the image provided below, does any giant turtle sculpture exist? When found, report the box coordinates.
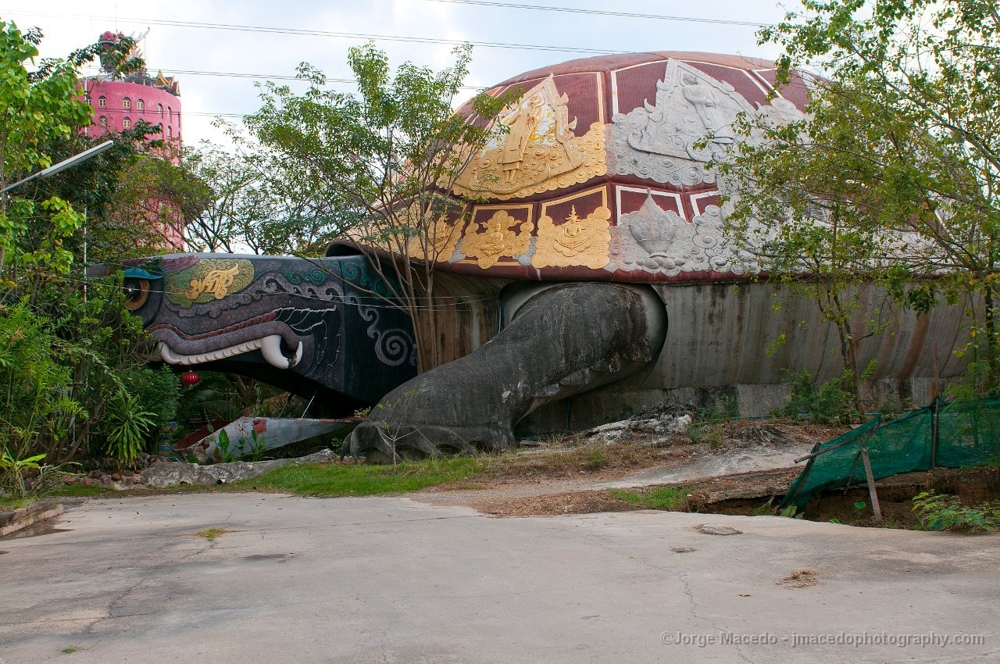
[123,52,971,460]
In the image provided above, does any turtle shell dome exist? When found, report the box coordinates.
[441,52,807,282]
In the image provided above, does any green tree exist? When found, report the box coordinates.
[723,0,1000,395]
[240,43,512,371]
[720,88,897,412]
[0,21,140,274]
[30,124,208,266]
[0,22,177,471]
[183,139,335,255]
[98,140,211,258]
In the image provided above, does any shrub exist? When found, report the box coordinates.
[103,390,156,469]
[912,490,1000,532]
[782,369,856,425]
[0,301,84,459]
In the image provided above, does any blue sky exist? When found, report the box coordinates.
[1,0,795,146]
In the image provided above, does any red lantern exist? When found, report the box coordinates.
[180,371,200,386]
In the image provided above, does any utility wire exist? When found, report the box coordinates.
[83,66,486,119]
[88,109,243,118]
[148,68,485,90]
[34,268,498,311]
[6,6,765,120]
[0,9,622,55]
[426,0,771,28]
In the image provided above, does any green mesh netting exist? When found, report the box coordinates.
[780,398,1000,510]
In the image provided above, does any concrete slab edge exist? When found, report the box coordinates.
[0,500,65,538]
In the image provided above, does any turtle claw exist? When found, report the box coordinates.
[342,421,480,463]
[342,284,666,463]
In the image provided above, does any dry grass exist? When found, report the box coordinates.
[483,490,640,517]
[475,439,678,481]
[776,569,820,588]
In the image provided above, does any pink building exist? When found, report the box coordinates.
[81,31,182,145]
[81,31,185,249]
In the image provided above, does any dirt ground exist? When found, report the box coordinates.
[415,419,1000,528]
[415,420,844,517]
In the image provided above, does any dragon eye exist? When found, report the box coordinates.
[123,278,150,311]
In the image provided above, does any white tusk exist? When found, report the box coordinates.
[159,342,182,365]
[157,335,299,370]
[260,334,293,369]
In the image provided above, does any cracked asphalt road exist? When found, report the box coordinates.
[1,493,999,663]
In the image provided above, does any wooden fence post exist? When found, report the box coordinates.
[860,446,882,523]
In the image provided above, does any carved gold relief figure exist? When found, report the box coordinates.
[452,75,606,200]
[533,205,612,269]
[501,95,544,183]
[461,210,534,269]
[408,213,463,262]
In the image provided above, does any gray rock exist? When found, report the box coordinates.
[584,413,692,445]
[696,524,743,536]
[141,449,336,488]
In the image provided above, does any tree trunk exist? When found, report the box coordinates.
[824,288,864,418]
[983,285,1000,391]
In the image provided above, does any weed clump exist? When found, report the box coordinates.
[912,490,1000,532]
[609,486,689,511]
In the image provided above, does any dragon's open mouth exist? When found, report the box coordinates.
[155,335,304,370]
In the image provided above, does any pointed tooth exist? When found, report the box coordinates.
[159,343,182,365]
[162,335,299,369]
[260,335,291,369]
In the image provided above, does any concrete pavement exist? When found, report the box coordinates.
[1,493,998,663]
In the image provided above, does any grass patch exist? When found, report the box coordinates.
[3,482,107,509]
[608,486,689,511]
[194,527,236,540]
[48,483,109,498]
[19,441,671,504]
[0,497,34,511]
[60,646,78,654]
[242,457,482,497]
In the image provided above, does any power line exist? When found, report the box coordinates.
[6,6,777,131]
[1,9,622,55]
[86,107,244,118]
[83,63,487,120]
[426,0,771,28]
[48,267,498,311]
[156,69,320,83]
[149,68,486,90]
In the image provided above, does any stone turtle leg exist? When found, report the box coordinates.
[344,282,666,460]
